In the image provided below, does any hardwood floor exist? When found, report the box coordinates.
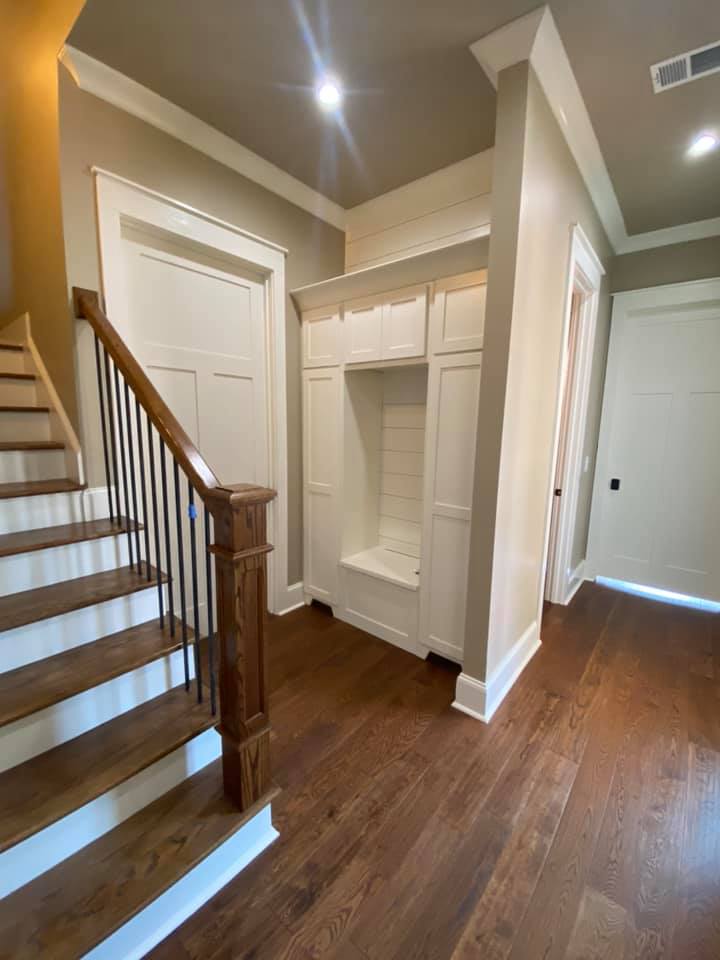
[150,583,720,960]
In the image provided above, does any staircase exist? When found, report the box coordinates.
[0,304,278,959]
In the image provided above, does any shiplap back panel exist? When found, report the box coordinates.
[379,365,428,559]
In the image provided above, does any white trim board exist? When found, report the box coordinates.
[93,170,291,615]
[469,6,720,255]
[60,45,345,232]
[452,620,540,723]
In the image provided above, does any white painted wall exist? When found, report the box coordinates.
[345,152,493,272]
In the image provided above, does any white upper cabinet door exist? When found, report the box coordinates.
[381,285,428,361]
[430,271,487,355]
[344,297,383,364]
[302,304,341,368]
[419,351,482,663]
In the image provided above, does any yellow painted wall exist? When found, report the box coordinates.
[0,0,86,427]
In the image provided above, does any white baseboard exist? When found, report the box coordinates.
[0,586,162,673]
[274,580,306,616]
[82,803,278,960]
[562,560,587,605]
[0,727,222,898]
[0,648,193,773]
[452,620,540,723]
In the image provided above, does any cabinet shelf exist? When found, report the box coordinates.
[340,546,420,591]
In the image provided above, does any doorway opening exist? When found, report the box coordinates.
[543,225,605,609]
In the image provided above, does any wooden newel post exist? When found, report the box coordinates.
[207,483,277,811]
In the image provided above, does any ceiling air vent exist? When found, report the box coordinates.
[651,40,720,92]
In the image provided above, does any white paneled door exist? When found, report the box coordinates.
[120,224,268,488]
[589,280,720,602]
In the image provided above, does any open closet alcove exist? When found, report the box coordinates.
[291,236,489,666]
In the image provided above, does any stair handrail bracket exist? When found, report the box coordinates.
[73,287,277,812]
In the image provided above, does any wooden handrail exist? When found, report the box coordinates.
[73,287,277,812]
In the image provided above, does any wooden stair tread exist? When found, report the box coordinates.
[0,371,36,381]
[0,617,189,728]
[0,478,85,499]
[0,440,64,451]
[0,515,139,558]
[0,563,165,632]
[0,683,215,854]
[0,342,24,352]
[0,405,50,413]
[0,760,274,960]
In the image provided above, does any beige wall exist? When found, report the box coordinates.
[0,1,86,427]
[58,69,345,584]
[611,235,720,293]
[464,62,612,682]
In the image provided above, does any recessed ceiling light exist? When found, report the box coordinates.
[316,77,342,109]
[688,132,718,157]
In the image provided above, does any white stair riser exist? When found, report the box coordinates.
[0,378,37,405]
[0,586,162,673]
[0,727,222,899]
[0,409,51,442]
[0,448,66,483]
[0,647,193,774]
[0,350,28,375]
[0,488,111,535]
[0,534,131,596]
[84,805,277,960]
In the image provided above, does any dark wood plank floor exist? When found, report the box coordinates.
[150,582,720,960]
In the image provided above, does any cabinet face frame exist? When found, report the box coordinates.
[419,350,483,662]
[302,303,342,368]
[430,270,487,355]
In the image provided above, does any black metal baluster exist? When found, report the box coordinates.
[204,506,217,716]
[103,349,121,522]
[113,365,134,568]
[173,459,190,690]
[159,440,175,636]
[146,414,165,628]
[124,382,142,574]
[135,399,152,582]
[93,335,114,522]
[188,483,203,704]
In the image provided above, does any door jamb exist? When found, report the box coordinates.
[92,168,293,614]
[540,223,605,610]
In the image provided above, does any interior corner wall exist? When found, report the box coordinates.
[463,61,613,685]
[0,1,87,430]
[57,68,346,585]
[611,235,720,293]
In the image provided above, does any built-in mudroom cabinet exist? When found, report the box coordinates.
[292,239,488,665]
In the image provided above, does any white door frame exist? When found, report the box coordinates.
[542,223,605,608]
[93,168,293,614]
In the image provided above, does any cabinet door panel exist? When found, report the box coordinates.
[303,305,341,368]
[431,271,487,354]
[345,301,383,363]
[382,286,428,360]
[303,368,341,602]
[419,352,482,662]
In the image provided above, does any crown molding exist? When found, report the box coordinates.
[470,7,720,256]
[617,215,720,254]
[59,45,347,233]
